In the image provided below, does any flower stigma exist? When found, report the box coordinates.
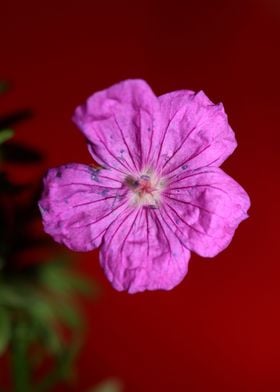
[124,169,166,208]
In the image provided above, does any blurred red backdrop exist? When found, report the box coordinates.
[1,0,280,391]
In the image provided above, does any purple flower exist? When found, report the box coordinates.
[39,80,250,293]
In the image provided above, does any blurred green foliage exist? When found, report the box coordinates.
[90,379,123,392]
[0,81,9,94]
[0,129,14,145]
[0,81,121,392]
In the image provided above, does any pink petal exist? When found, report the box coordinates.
[73,79,160,174]
[100,206,191,293]
[155,90,237,176]
[162,167,250,257]
[39,164,129,251]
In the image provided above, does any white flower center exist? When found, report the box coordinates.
[124,169,166,208]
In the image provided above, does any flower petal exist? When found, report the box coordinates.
[155,90,237,176]
[39,163,129,251]
[73,79,160,174]
[100,206,191,293]
[162,167,250,257]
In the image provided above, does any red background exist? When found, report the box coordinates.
[1,0,280,391]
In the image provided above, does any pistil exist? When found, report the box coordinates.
[124,171,165,208]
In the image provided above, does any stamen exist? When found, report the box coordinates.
[124,170,166,207]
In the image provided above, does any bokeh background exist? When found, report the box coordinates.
[1,0,280,390]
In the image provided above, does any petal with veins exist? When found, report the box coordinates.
[39,164,129,251]
[73,79,161,173]
[156,90,237,176]
[163,167,250,257]
[100,207,190,293]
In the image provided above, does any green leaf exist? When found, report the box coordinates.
[39,261,94,296]
[89,379,123,392]
[0,172,29,194]
[0,129,14,144]
[25,297,63,355]
[0,283,27,308]
[28,297,55,323]
[0,109,32,129]
[35,338,82,392]
[33,322,62,355]
[0,307,11,354]
[11,323,31,392]
[54,301,82,329]
[1,141,43,163]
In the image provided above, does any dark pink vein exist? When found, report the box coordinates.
[60,183,122,190]
[155,108,180,167]
[105,208,136,251]
[166,169,220,187]
[157,206,190,251]
[97,135,134,173]
[206,154,224,167]
[62,166,124,184]
[72,195,123,208]
[120,208,141,254]
[88,227,107,245]
[165,201,215,239]
[151,209,172,255]
[164,194,224,218]
[165,183,229,197]
[164,144,212,179]
[89,145,128,176]
[145,208,150,257]
[136,109,143,167]
[69,200,129,231]
[114,115,139,172]
[161,126,196,170]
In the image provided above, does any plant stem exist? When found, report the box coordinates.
[11,323,30,392]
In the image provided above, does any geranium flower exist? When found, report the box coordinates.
[39,80,250,293]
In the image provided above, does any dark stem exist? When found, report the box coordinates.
[11,323,30,392]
